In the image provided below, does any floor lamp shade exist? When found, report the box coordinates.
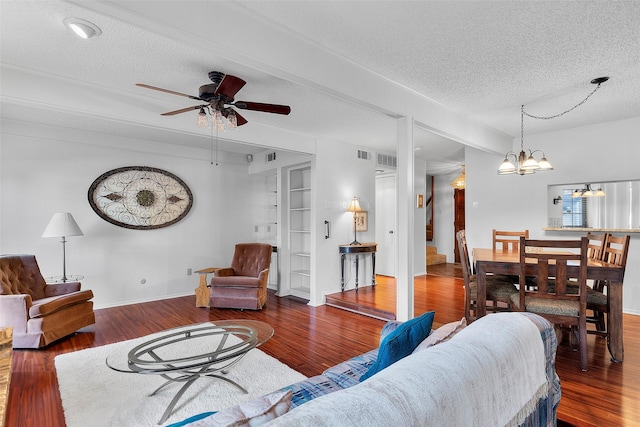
[42,213,83,282]
[42,213,84,238]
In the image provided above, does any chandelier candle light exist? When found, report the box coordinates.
[498,77,609,175]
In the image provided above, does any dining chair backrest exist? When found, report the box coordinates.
[585,232,607,261]
[493,229,529,252]
[456,230,473,282]
[602,234,630,273]
[518,236,588,305]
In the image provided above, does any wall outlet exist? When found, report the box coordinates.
[187,268,192,276]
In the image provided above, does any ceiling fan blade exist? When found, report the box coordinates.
[214,75,246,99]
[234,110,248,126]
[161,105,205,116]
[136,83,202,101]
[233,101,291,115]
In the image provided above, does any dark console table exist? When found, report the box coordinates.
[339,242,377,292]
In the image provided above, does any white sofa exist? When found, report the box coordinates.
[270,312,560,426]
[175,312,561,427]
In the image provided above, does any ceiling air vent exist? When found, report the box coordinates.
[357,149,371,160]
[377,153,397,169]
[265,152,277,162]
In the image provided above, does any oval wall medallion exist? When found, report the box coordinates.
[88,166,193,230]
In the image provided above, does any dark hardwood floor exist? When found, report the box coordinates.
[6,269,640,426]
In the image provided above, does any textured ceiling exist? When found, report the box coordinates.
[238,0,640,133]
[1,1,639,175]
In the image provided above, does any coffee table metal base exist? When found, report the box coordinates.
[106,321,274,424]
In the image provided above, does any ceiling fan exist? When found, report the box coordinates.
[136,71,291,127]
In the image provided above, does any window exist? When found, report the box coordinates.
[562,189,587,227]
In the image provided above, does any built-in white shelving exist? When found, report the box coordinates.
[288,164,311,300]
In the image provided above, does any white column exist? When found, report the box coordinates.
[396,117,415,321]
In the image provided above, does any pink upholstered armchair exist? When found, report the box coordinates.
[0,254,95,348]
[210,243,272,310]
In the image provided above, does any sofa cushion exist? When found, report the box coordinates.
[322,348,378,389]
[183,390,292,427]
[211,276,261,288]
[275,375,343,409]
[359,311,434,381]
[28,290,94,318]
[413,317,466,353]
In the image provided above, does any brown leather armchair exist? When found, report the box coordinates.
[210,243,272,310]
[0,254,95,348]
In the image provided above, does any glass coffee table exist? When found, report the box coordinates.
[106,320,274,424]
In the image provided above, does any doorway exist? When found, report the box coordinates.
[375,173,396,276]
[453,188,465,263]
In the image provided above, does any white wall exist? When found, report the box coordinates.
[1,119,262,309]
[311,139,376,305]
[465,116,640,314]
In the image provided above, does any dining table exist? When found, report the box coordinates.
[473,247,626,363]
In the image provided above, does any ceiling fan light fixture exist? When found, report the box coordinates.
[226,111,237,129]
[197,107,209,128]
[212,109,225,131]
[63,18,101,39]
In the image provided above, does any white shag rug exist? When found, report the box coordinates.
[55,324,307,426]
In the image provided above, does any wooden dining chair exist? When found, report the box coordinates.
[456,230,518,323]
[581,232,607,332]
[493,229,530,286]
[492,229,529,252]
[588,234,630,337]
[511,236,589,371]
[586,232,607,263]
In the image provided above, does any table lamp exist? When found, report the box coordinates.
[347,196,362,245]
[42,213,84,282]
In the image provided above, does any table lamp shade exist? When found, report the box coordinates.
[347,197,362,213]
[42,213,84,238]
[347,197,362,245]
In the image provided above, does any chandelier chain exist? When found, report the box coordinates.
[522,82,604,120]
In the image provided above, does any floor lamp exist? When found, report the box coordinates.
[42,213,84,282]
[347,196,362,245]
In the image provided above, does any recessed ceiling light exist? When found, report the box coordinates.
[63,17,102,39]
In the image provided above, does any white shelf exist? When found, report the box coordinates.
[288,164,311,301]
[291,269,311,277]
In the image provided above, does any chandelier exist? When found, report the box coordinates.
[572,184,606,198]
[450,165,466,189]
[498,77,609,176]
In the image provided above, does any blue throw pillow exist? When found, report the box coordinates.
[360,311,435,381]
